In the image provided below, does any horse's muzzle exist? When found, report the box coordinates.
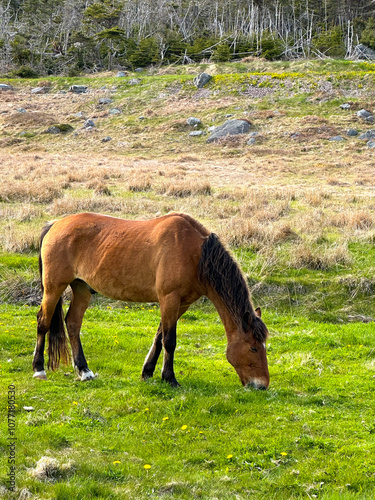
[246,379,268,390]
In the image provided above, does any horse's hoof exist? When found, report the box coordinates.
[33,370,47,380]
[80,370,96,381]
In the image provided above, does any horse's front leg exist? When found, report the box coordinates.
[141,322,163,380]
[161,323,179,387]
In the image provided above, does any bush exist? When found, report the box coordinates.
[10,66,39,78]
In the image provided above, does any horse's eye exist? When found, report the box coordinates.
[250,347,258,353]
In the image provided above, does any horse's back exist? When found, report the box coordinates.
[40,212,209,302]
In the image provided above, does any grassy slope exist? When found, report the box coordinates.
[1,59,375,498]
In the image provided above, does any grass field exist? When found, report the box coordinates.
[1,59,375,499]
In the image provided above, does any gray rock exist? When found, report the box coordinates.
[207,126,216,132]
[31,86,48,95]
[109,108,121,115]
[193,73,212,88]
[207,119,251,143]
[357,109,373,119]
[359,130,375,140]
[116,71,127,77]
[0,84,13,91]
[347,129,358,136]
[98,97,113,105]
[138,116,146,120]
[17,108,27,113]
[364,116,374,123]
[368,141,375,148]
[187,117,202,126]
[83,119,95,128]
[45,126,62,134]
[189,130,204,137]
[247,137,257,145]
[248,132,259,138]
[225,114,234,118]
[351,44,375,61]
[75,112,85,118]
[69,85,88,94]
[101,136,112,142]
[128,78,141,85]
[329,136,345,141]
[340,103,351,110]
[134,68,144,73]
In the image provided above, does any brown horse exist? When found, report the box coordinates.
[33,212,269,389]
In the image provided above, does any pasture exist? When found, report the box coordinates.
[1,59,375,498]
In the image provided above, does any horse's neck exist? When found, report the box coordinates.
[206,289,240,342]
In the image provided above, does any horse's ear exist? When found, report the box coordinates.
[242,311,252,331]
[255,307,262,318]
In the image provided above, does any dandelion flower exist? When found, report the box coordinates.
[162,416,169,421]
[227,454,233,459]
[181,425,187,430]
[72,401,78,405]
[281,452,288,456]
[144,464,151,470]
[113,460,121,465]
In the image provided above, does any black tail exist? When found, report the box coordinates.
[39,221,71,370]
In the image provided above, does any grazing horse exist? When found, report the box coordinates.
[33,212,269,389]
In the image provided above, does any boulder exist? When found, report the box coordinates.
[31,87,48,95]
[193,73,212,88]
[98,97,113,105]
[207,119,251,143]
[0,84,13,91]
[69,85,88,94]
[187,117,202,126]
[45,124,74,134]
[359,130,375,140]
[116,71,127,77]
[347,129,358,137]
[357,109,373,119]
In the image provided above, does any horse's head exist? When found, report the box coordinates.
[226,307,269,389]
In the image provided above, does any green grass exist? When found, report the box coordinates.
[1,304,375,499]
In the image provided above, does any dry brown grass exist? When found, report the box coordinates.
[290,241,352,271]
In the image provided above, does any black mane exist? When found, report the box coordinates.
[198,233,267,342]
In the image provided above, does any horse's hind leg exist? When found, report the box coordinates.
[142,304,189,383]
[33,285,67,379]
[65,280,95,381]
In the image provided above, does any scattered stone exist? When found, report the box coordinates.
[101,136,112,143]
[59,90,67,94]
[128,78,141,85]
[193,73,212,88]
[45,124,74,134]
[17,108,27,113]
[69,85,88,94]
[347,129,358,136]
[83,119,95,129]
[31,86,48,95]
[207,119,251,143]
[365,115,374,123]
[189,130,204,137]
[98,97,113,105]
[357,109,373,119]
[247,137,257,145]
[116,71,127,77]
[368,140,375,148]
[207,126,216,132]
[23,406,35,412]
[351,44,375,61]
[138,116,146,120]
[225,114,234,118]
[134,68,144,73]
[248,132,259,138]
[359,130,375,140]
[0,83,13,91]
[75,112,85,118]
[186,117,202,126]
[329,135,345,141]
[109,108,121,115]
[340,103,351,110]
